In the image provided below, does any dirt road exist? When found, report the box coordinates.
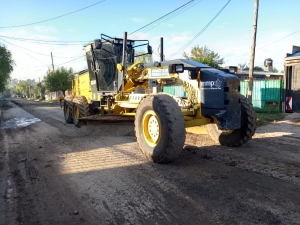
[1,98,300,225]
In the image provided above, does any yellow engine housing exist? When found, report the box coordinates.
[71,70,93,102]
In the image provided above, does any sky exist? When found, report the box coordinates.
[1,0,300,81]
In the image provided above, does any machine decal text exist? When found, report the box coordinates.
[201,79,222,89]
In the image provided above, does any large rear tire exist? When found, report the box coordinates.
[135,94,186,163]
[206,95,257,147]
[63,100,73,124]
[72,96,90,128]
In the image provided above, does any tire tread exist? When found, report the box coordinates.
[135,94,186,163]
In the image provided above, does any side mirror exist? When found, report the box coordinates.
[147,45,153,54]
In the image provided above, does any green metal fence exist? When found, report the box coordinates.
[163,79,284,113]
[163,85,187,97]
[240,80,283,113]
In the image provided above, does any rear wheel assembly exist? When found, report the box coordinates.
[72,96,90,127]
[135,94,186,163]
[206,95,257,147]
[63,100,73,124]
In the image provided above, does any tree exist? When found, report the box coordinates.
[0,44,15,92]
[44,67,74,96]
[183,45,224,68]
[32,83,41,98]
[9,79,22,96]
[7,78,19,89]
[4,78,18,97]
[36,81,46,99]
[134,51,153,63]
[15,80,29,97]
[272,67,279,73]
[253,66,263,71]
[238,63,248,71]
[238,64,264,71]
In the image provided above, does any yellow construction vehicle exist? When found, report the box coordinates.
[63,32,257,163]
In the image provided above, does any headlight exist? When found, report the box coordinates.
[168,64,184,73]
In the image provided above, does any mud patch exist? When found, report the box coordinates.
[1,118,41,129]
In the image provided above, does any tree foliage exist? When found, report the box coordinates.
[134,51,153,63]
[15,80,29,97]
[7,78,19,89]
[183,45,224,68]
[14,79,35,98]
[253,66,263,71]
[44,67,74,95]
[238,63,248,70]
[238,63,264,72]
[0,44,14,92]
[7,78,45,99]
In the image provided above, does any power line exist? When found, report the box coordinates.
[226,29,300,63]
[168,0,231,59]
[139,0,204,36]
[0,0,106,28]
[22,54,48,65]
[0,37,58,56]
[0,38,49,65]
[18,65,52,69]
[129,0,195,36]
[0,35,86,46]
[257,30,300,50]
[0,35,85,69]
[0,35,87,43]
[56,55,85,66]
[0,37,83,58]
[17,56,85,69]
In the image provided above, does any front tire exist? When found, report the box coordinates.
[206,95,257,147]
[135,94,186,163]
[63,100,73,124]
[72,96,90,128]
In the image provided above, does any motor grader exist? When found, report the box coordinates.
[63,32,256,163]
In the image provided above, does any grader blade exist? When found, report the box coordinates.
[79,114,134,122]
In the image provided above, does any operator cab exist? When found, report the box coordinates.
[84,34,152,95]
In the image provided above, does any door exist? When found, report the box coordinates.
[293,65,300,112]
[285,66,293,112]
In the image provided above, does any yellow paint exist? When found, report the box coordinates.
[118,102,139,109]
[72,71,92,100]
[186,126,208,134]
[127,62,148,79]
[184,116,211,127]
[117,63,123,72]
[142,110,161,147]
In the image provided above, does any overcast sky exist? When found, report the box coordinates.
[1,0,299,81]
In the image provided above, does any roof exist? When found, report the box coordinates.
[285,46,300,60]
[74,69,88,75]
[291,51,300,57]
[237,70,283,76]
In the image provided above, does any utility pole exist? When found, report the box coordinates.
[39,77,41,98]
[247,0,259,102]
[51,52,54,72]
[28,79,31,99]
[160,37,164,62]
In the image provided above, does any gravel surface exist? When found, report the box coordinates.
[1,98,300,225]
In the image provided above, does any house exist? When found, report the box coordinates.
[284,46,300,112]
